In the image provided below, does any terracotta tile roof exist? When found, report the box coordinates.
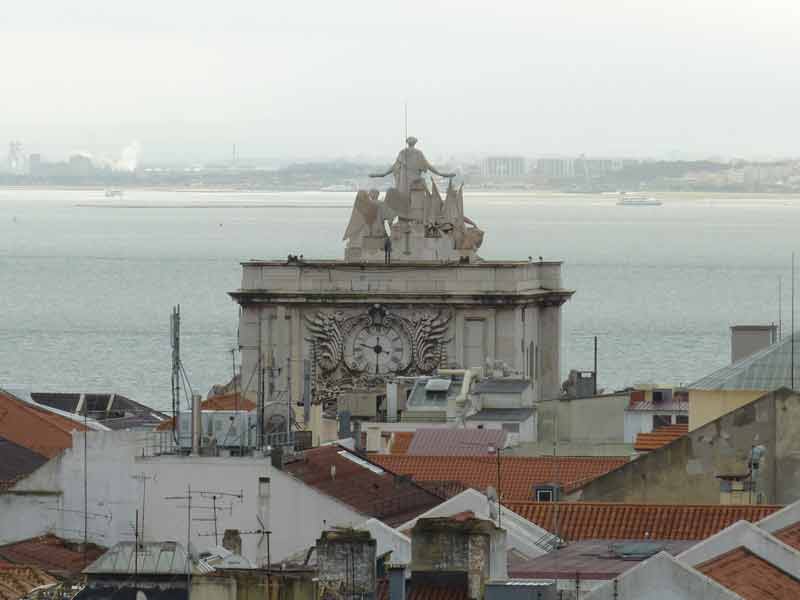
[0,437,47,490]
[369,455,628,500]
[0,562,57,600]
[774,522,800,550]
[405,429,506,456]
[283,446,444,526]
[0,535,105,578]
[390,432,414,454]
[696,546,800,599]
[376,579,469,600]
[0,391,88,459]
[155,393,256,431]
[634,423,689,451]
[504,502,781,541]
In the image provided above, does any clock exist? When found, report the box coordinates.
[345,321,411,376]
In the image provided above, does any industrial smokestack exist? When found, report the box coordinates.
[191,393,202,455]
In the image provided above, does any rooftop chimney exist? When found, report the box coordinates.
[388,563,406,600]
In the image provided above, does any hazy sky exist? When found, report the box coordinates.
[3,1,800,162]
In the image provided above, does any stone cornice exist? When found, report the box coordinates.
[229,289,574,308]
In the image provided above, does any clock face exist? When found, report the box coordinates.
[348,323,409,375]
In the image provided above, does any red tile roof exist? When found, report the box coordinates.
[0,535,105,578]
[406,429,507,456]
[774,522,800,550]
[283,446,444,526]
[376,579,468,600]
[696,546,800,599]
[0,562,57,600]
[634,424,689,451]
[390,432,414,454]
[505,502,781,540]
[370,454,628,500]
[0,392,88,459]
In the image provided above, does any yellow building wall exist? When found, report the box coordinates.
[689,389,764,430]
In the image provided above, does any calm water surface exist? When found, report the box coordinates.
[1,188,797,411]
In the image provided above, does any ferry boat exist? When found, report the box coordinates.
[616,192,661,206]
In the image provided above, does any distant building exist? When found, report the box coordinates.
[480,156,526,178]
[535,157,575,179]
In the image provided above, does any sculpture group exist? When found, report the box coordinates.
[343,137,484,261]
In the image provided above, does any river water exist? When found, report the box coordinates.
[1,188,797,411]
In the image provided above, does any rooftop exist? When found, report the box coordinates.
[283,446,444,526]
[30,392,167,430]
[0,391,88,459]
[376,579,469,600]
[84,541,212,575]
[0,561,57,600]
[504,502,780,541]
[0,436,47,490]
[0,535,105,577]
[390,432,415,454]
[689,334,799,390]
[633,423,689,452]
[696,546,800,599]
[508,538,695,580]
[404,429,507,456]
[368,455,628,500]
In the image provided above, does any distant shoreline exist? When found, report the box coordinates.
[3,185,800,200]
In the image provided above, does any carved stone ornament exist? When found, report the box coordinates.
[305,304,451,379]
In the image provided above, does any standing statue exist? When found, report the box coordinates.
[370,137,456,196]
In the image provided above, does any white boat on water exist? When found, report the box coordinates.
[616,192,661,206]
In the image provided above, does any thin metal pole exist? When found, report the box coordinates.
[187,484,192,593]
[212,495,218,546]
[83,404,88,565]
[793,253,796,390]
[135,509,139,583]
[496,448,502,529]
[593,336,598,395]
[779,277,783,341]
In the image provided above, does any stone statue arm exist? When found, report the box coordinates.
[424,158,456,179]
[369,165,395,178]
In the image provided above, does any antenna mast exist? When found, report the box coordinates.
[171,306,181,441]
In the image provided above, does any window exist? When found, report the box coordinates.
[653,390,663,402]
[464,319,486,369]
[653,415,671,429]
[676,415,688,425]
[502,423,520,433]
[534,486,558,502]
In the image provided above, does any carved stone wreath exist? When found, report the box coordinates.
[305,304,451,380]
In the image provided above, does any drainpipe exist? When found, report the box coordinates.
[437,369,475,423]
